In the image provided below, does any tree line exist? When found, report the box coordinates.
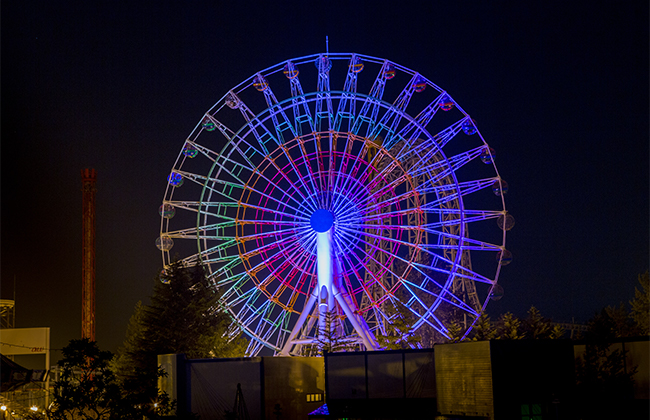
[29,268,648,419]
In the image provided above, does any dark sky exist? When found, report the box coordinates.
[2,1,648,360]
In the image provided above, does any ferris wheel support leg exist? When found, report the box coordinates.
[316,231,336,342]
[331,283,381,351]
[279,292,318,356]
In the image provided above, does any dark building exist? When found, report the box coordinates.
[158,354,325,419]
[434,340,575,419]
[159,338,649,419]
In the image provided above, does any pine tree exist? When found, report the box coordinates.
[34,339,173,420]
[444,320,464,343]
[548,323,566,339]
[469,313,497,341]
[376,300,422,349]
[496,312,524,340]
[113,261,247,405]
[630,270,649,335]
[315,310,352,354]
[522,306,552,339]
[585,304,642,339]
[576,308,639,415]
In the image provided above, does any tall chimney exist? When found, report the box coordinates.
[81,168,96,341]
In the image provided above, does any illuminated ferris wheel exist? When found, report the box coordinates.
[157,52,514,356]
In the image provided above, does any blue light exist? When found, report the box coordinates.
[310,209,334,233]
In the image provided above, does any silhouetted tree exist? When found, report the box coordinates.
[315,310,354,354]
[31,339,172,420]
[630,270,649,335]
[575,307,639,416]
[112,261,247,410]
[376,300,423,349]
[469,313,497,341]
[496,312,525,340]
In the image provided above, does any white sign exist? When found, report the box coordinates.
[0,327,50,355]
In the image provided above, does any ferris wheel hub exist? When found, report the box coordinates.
[310,209,334,233]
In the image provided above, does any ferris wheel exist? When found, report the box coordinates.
[157,52,514,356]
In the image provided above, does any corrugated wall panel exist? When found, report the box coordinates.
[435,341,494,418]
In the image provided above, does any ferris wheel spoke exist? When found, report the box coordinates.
[266,146,321,210]
[415,251,497,286]
[349,240,480,328]
[337,244,391,303]
[241,300,288,349]
[226,283,262,312]
[201,114,238,142]
[351,230,489,292]
[396,142,483,182]
[224,158,314,221]
[327,134,341,197]
[239,230,309,264]
[333,55,361,132]
[370,72,421,148]
[349,223,423,239]
[223,154,316,216]
[330,145,374,209]
[334,251,371,308]
[251,249,315,290]
[400,274,480,319]
[245,340,266,356]
[224,171,312,216]
[236,200,308,222]
[228,94,285,156]
[217,273,252,300]
[419,176,496,196]
[395,93,446,142]
[167,201,240,220]
[252,240,314,294]
[339,222,404,248]
[205,257,244,283]
[421,179,497,209]
[238,303,278,341]
[351,60,391,137]
[236,227,302,248]
[345,234,415,289]
[356,184,417,214]
[211,260,248,285]
[330,194,364,221]
[175,168,298,213]
[329,137,363,198]
[263,261,317,313]
[256,79,299,140]
[347,149,414,207]
[311,135,329,204]
[422,209,504,228]
[341,160,396,208]
[431,119,467,149]
[420,230,502,252]
[285,66,314,125]
[196,237,239,259]
[359,205,428,223]
[183,140,220,163]
[315,54,334,132]
[294,136,329,208]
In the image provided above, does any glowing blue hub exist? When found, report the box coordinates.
[310,209,334,233]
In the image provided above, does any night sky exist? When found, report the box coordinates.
[2,1,648,361]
